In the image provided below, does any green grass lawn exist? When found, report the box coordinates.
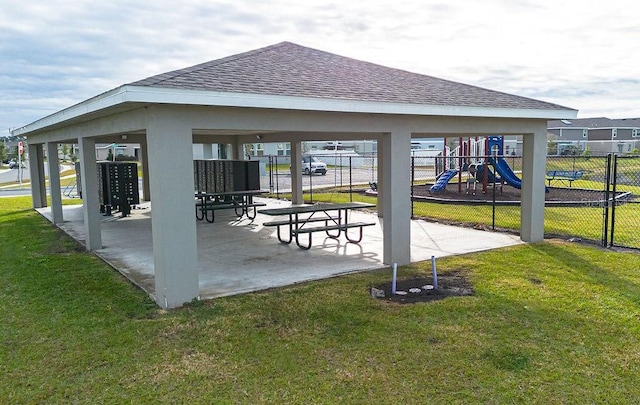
[1,196,639,402]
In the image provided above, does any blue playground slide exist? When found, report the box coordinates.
[490,156,522,189]
[430,169,458,192]
[486,136,522,189]
[475,164,501,184]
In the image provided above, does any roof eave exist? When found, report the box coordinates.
[14,85,577,135]
[124,86,577,119]
[12,86,133,136]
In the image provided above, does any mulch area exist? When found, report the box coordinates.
[372,270,473,304]
[412,183,618,204]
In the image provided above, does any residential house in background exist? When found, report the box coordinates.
[548,117,640,155]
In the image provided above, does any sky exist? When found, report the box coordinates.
[1,0,639,137]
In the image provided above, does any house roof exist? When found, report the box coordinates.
[549,117,640,129]
[15,42,577,136]
[130,42,572,112]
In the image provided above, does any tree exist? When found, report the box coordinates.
[0,143,6,165]
[62,144,69,160]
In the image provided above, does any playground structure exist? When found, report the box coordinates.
[429,136,521,194]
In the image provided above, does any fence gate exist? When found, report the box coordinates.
[602,154,640,250]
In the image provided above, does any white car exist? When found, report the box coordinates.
[302,155,327,175]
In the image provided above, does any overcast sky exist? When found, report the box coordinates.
[1,0,639,136]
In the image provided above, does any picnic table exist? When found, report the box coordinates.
[195,190,266,223]
[546,170,584,187]
[259,202,377,249]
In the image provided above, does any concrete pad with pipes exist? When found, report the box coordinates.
[36,197,522,302]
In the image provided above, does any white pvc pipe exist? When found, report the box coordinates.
[392,263,397,295]
[431,256,438,290]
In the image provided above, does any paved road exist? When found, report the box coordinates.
[0,164,75,197]
[0,166,30,184]
[0,187,35,197]
[0,166,31,197]
[263,167,379,193]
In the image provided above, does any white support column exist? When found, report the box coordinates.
[146,113,199,308]
[27,143,47,208]
[140,138,151,201]
[521,124,547,242]
[376,137,384,218]
[78,137,102,250]
[231,138,245,160]
[46,142,64,224]
[381,130,412,265]
[290,141,303,204]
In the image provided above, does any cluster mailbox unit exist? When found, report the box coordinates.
[97,161,140,217]
[193,159,260,194]
[192,159,264,222]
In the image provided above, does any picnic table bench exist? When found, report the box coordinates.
[195,190,266,223]
[546,170,584,187]
[259,202,377,249]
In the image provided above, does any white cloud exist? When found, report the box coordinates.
[1,0,639,133]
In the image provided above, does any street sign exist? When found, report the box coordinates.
[18,141,23,155]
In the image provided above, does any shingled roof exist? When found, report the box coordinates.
[548,117,640,128]
[129,42,570,112]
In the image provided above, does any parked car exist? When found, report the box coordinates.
[302,155,327,175]
[8,159,20,169]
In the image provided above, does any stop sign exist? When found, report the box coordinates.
[18,141,24,155]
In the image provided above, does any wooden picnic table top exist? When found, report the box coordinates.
[259,202,376,216]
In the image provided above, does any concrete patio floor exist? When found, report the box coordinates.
[37,198,523,302]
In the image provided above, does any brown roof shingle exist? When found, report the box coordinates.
[130,42,571,111]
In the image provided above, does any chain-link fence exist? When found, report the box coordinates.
[262,153,640,250]
[262,154,378,202]
[605,155,640,249]
[543,155,608,243]
[411,154,524,233]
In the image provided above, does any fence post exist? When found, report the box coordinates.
[334,154,338,190]
[340,155,344,188]
[371,154,376,183]
[309,159,313,203]
[609,155,618,246]
[602,153,612,247]
[268,155,274,194]
[491,150,498,230]
[274,155,278,200]
[349,156,353,202]
[411,156,415,218]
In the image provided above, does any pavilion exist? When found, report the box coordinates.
[13,42,577,308]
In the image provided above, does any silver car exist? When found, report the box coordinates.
[302,155,327,175]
